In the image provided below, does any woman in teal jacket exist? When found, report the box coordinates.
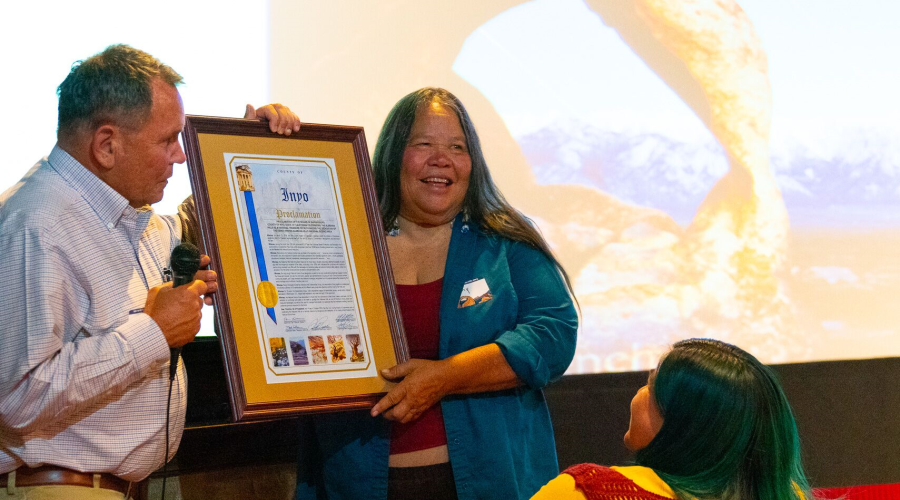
[295,87,578,500]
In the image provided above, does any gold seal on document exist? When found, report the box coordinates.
[257,281,279,308]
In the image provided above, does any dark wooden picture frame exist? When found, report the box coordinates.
[182,116,407,421]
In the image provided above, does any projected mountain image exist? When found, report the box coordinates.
[445,0,900,372]
[519,124,900,229]
[517,124,900,373]
[271,0,900,372]
[519,125,729,226]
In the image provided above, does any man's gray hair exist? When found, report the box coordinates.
[57,44,183,140]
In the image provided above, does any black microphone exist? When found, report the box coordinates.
[169,242,201,380]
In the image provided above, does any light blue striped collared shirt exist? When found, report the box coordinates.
[0,145,186,481]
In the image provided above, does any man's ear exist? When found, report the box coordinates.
[91,124,119,170]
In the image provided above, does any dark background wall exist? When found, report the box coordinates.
[171,339,900,489]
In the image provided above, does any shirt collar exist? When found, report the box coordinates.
[47,144,134,229]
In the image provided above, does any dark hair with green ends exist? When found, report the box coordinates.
[636,338,813,500]
[372,87,575,295]
[57,44,183,140]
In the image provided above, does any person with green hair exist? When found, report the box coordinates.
[532,338,815,500]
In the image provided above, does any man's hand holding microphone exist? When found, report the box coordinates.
[142,243,218,378]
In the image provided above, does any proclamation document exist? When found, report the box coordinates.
[223,153,376,384]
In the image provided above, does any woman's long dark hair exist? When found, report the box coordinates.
[372,87,575,296]
[636,339,813,500]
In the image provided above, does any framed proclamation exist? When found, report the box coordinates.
[182,116,407,421]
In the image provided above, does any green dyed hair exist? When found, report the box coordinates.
[57,44,182,140]
[372,87,575,296]
[636,338,813,500]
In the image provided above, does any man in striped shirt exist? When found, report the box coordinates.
[0,44,299,499]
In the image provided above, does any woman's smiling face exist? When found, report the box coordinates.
[398,100,471,226]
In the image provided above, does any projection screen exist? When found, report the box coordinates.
[2,0,897,374]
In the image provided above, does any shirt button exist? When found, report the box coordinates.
[107,222,114,229]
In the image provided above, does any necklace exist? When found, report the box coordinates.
[387,212,472,237]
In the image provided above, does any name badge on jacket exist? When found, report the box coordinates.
[458,278,493,308]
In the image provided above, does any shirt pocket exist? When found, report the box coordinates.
[444,276,517,352]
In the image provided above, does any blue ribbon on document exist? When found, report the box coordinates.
[244,190,277,324]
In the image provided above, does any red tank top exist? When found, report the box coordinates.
[389,277,448,454]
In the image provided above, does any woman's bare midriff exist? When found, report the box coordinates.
[388,445,450,468]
